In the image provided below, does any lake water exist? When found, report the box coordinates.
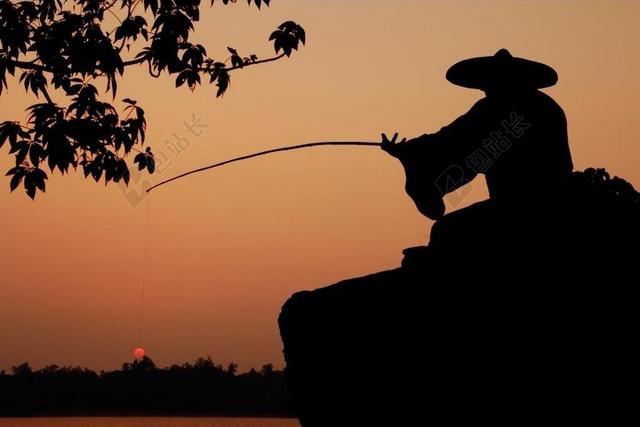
[0,418,301,427]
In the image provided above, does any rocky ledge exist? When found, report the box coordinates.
[279,169,639,426]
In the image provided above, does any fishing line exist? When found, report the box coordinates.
[138,193,151,348]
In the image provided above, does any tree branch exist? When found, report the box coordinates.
[8,60,54,73]
[123,56,147,67]
[222,53,286,73]
[40,85,54,104]
[124,52,286,75]
[102,0,120,13]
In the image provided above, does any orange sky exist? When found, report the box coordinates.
[1,0,639,371]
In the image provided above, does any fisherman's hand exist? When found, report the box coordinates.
[381,132,406,158]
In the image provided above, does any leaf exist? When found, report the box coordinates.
[146,154,155,174]
[109,75,118,98]
[10,174,22,192]
[231,54,243,68]
[24,174,36,199]
[115,159,130,185]
[91,164,103,182]
[248,0,270,8]
[175,70,189,88]
[187,72,201,91]
[16,144,29,165]
[298,26,306,45]
[209,69,219,83]
[28,143,44,167]
[32,168,47,192]
[143,0,159,15]
[216,70,230,97]
[5,166,22,176]
[115,26,126,42]
[0,121,25,148]
[134,152,147,171]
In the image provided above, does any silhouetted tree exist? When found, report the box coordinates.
[0,355,292,416]
[261,363,274,376]
[0,0,305,198]
[11,362,31,376]
[227,362,238,375]
[130,355,157,371]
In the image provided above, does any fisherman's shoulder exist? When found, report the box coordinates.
[529,90,567,120]
[532,89,561,104]
[455,96,493,119]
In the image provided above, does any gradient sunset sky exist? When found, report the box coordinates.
[1,0,639,371]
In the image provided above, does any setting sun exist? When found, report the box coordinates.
[133,347,146,360]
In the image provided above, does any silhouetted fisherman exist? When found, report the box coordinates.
[382,49,572,218]
[381,49,574,259]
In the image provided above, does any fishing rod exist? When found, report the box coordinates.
[145,141,383,193]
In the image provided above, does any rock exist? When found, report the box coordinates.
[279,169,639,426]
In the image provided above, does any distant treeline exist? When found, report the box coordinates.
[0,357,293,417]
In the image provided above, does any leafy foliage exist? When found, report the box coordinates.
[270,21,305,57]
[572,167,640,207]
[0,0,304,198]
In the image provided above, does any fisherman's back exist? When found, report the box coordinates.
[482,90,573,201]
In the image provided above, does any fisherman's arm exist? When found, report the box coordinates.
[381,99,491,194]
